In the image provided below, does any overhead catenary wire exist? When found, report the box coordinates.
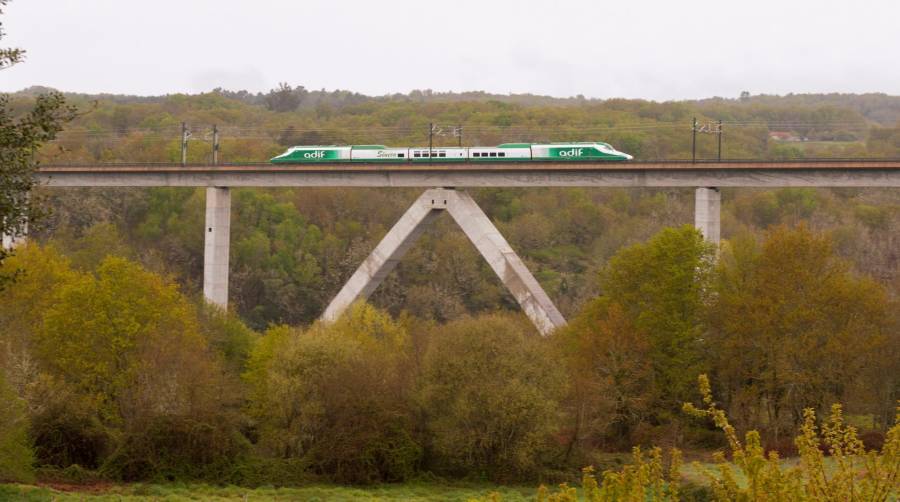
[45,120,880,148]
[54,120,875,135]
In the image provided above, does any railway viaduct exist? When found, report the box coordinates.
[7,159,899,334]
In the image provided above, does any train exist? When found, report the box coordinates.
[270,142,633,163]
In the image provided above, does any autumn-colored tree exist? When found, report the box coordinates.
[555,299,653,458]
[708,225,895,440]
[37,256,225,424]
[0,244,79,394]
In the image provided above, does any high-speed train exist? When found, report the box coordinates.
[270,142,633,163]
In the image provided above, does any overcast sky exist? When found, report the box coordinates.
[2,0,899,100]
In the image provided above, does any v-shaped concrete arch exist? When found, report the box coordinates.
[321,188,566,335]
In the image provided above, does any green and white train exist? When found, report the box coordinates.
[270,142,633,164]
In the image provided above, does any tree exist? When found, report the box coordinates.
[417,313,564,480]
[0,0,23,70]
[555,299,653,458]
[600,225,715,415]
[0,0,76,289]
[0,244,79,395]
[244,303,420,483]
[37,256,225,424]
[264,83,306,112]
[708,226,895,439]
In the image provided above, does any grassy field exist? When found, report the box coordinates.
[0,457,853,501]
[0,482,537,502]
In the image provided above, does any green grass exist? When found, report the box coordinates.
[0,481,536,501]
[0,458,852,501]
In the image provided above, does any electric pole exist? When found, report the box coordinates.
[691,117,697,163]
[717,120,723,161]
[212,124,219,165]
[181,122,190,166]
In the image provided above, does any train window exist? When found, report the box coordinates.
[499,152,506,157]
[414,153,420,158]
[398,153,404,158]
[439,152,446,157]
[473,152,480,157]
[489,152,497,157]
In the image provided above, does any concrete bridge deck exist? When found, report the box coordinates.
[36,159,900,187]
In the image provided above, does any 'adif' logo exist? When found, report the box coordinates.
[558,148,584,157]
[303,150,326,158]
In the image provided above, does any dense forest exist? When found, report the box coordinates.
[1,88,898,491]
[9,85,900,164]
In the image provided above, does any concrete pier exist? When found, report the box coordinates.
[694,187,721,245]
[321,189,444,322]
[1,217,27,250]
[203,187,231,308]
[322,188,566,335]
[1,233,13,250]
[446,190,566,335]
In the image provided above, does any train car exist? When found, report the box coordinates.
[269,142,632,164]
[531,142,632,161]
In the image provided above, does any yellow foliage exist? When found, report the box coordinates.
[36,255,219,423]
[685,374,900,501]
[478,375,898,501]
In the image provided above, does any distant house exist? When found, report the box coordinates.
[768,131,801,142]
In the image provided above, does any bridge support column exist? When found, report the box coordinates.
[694,187,720,245]
[322,188,566,335]
[2,214,28,251]
[203,187,231,309]
[1,232,16,250]
[322,189,443,323]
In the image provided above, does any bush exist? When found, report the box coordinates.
[418,313,565,481]
[0,373,35,482]
[860,430,886,452]
[29,398,108,470]
[685,375,900,501]
[478,376,900,501]
[243,303,421,484]
[100,415,247,482]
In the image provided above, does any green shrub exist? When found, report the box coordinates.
[29,398,108,469]
[0,372,35,482]
[479,375,899,501]
[100,415,247,482]
[243,303,422,484]
[418,313,565,481]
[685,374,900,501]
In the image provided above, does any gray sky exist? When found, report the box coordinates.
[2,0,899,100]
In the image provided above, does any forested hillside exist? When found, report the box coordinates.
[9,86,900,164]
[1,88,898,489]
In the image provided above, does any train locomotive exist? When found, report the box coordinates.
[270,142,633,163]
